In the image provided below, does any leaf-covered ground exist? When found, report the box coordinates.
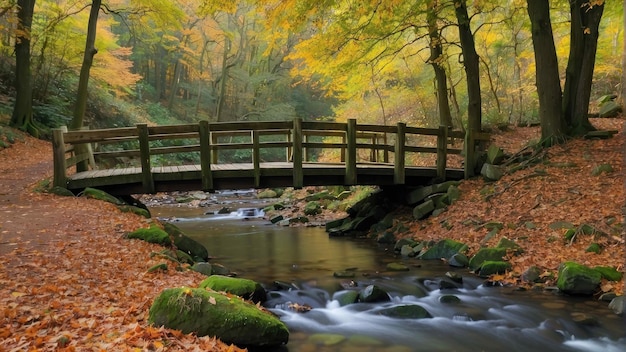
[0,118,624,351]
[407,118,625,294]
[0,135,245,351]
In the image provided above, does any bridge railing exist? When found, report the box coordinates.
[52,118,488,191]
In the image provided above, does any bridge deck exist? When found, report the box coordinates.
[67,162,464,195]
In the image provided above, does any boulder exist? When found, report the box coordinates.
[257,189,278,199]
[199,275,267,303]
[148,287,288,347]
[126,225,171,246]
[521,266,542,283]
[210,263,231,276]
[480,163,503,181]
[593,266,622,281]
[118,205,151,218]
[478,261,511,277]
[334,290,359,306]
[486,145,505,165]
[412,200,435,220]
[304,201,322,216]
[163,222,209,261]
[448,253,469,268]
[80,187,123,205]
[394,238,418,252]
[468,248,507,271]
[359,285,390,303]
[419,239,468,260]
[190,262,213,276]
[557,261,602,295]
[376,305,432,319]
[608,296,625,315]
[496,237,522,254]
[439,295,461,304]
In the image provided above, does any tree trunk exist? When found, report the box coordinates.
[10,0,37,136]
[563,0,604,135]
[527,0,566,145]
[623,0,626,107]
[454,0,481,133]
[70,0,101,130]
[216,36,231,122]
[427,0,453,128]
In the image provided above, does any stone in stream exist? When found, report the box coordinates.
[334,290,359,306]
[608,296,625,315]
[163,222,210,261]
[376,304,432,319]
[148,287,288,347]
[521,266,542,283]
[556,261,602,295]
[190,262,213,276]
[387,262,410,271]
[359,285,391,303]
[477,261,511,277]
[419,239,468,260]
[468,247,507,271]
[199,275,267,303]
[448,253,469,267]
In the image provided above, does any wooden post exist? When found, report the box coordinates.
[340,134,346,162]
[436,125,448,180]
[345,119,357,185]
[199,120,213,191]
[252,130,260,188]
[464,128,476,179]
[394,122,406,184]
[303,133,309,162]
[74,126,93,172]
[292,118,303,188]
[52,127,68,188]
[211,132,219,164]
[137,124,155,193]
[286,130,292,162]
[370,134,377,162]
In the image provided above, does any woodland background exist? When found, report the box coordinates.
[0,0,623,140]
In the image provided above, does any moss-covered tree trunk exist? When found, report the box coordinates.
[10,0,38,137]
[454,0,481,133]
[428,0,453,129]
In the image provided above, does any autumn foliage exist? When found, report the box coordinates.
[0,135,244,351]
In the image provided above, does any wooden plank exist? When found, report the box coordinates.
[302,121,346,131]
[63,127,137,144]
[345,119,357,185]
[137,124,155,193]
[292,118,303,188]
[394,122,406,184]
[147,124,199,135]
[199,120,213,191]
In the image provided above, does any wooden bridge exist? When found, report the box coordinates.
[52,119,487,195]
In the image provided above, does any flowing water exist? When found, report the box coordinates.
[151,203,625,352]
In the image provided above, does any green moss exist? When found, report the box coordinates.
[80,187,123,205]
[199,275,267,303]
[148,287,288,346]
[594,266,622,281]
[419,239,468,260]
[478,261,511,277]
[127,225,171,246]
[468,247,507,271]
[117,205,151,218]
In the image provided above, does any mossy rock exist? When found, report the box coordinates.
[594,266,622,281]
[478,261,511,277]
[81,187,123,205]
[359,285,390,303]
[386,262,410,271]
[304,201,322,216]
[468,247,507,271]
[127,225,171,246]
[49,186,75,197]
[199,275,267,303]
[496,237,522,253]
[439,295,461,304]
[591,163,613,176]
[118,205,151,218]
[377,305,432,319]
[585,243,602,254]
[257,189,278,199]
[190,262,213,276]
[334,290,359,306]
[557,262,602,295]
[148,287,288,347]
[419,239,468,260]
[163,222,209,261]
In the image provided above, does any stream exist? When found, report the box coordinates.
[150,198,625,352]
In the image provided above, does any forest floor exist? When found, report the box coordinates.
[0,117,624,351]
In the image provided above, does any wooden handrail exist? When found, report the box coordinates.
[52,118,489,191]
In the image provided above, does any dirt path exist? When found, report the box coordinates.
[0,134,241,350]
